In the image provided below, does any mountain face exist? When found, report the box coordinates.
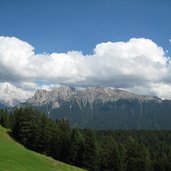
[25,86,171,129]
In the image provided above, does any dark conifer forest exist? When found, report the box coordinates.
[1,108,171,171]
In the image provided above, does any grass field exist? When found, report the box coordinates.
[0,125,86,171]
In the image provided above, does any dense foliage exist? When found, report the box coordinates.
[0,109,10,128]
[1,107,171,171]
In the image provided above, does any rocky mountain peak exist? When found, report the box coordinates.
[52,86,76,92]
[50,86,76,100]
[26,86,161,108]
[27,89,48,105]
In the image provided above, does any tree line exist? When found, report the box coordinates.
[0,108,171,171]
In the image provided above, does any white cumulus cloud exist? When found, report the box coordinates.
[0,82,34,106]
[0,36,170,103]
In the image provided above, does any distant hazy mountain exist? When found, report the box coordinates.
[25,86,171,129]
[0,101,8,109]
[0,99,20,108]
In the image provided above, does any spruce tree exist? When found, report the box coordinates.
[12,107,37,147]
[0,109,10,128]
[81,129,98,171]
[100,136,123,171]
[124,137,151,171]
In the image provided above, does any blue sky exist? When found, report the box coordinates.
[1,0,171,103]
[0,0,171,54]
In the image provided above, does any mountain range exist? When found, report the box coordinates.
[22,86,171,130]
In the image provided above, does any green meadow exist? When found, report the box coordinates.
[0,125,85,171]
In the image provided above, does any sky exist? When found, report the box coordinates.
[0,0,171,105]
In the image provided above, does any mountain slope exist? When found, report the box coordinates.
[0,125,85,171]
[25,86,171,129]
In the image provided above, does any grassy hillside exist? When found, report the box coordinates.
[0,126,85,171]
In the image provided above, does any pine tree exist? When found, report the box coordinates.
[81,129,98,171]
[12,107,37,147]
[50,119,72,162]
[100,136,123,171]
[34,113,54,154]
[0,109,10,128]
[68,128,84,165]
[124,136,151,171]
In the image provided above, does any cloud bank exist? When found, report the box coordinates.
[0,36,171,104]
